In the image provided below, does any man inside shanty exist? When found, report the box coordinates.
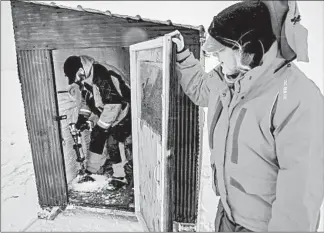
[63,55,133,190]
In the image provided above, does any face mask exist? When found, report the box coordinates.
[74,68,86,85]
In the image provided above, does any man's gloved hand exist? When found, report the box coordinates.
[86,120,94,131]
[170,30,185,53]
[79,121,94,132]
[75,114,88,131]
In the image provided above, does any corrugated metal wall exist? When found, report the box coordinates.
[16,50,68,207]
[169,44,201,224]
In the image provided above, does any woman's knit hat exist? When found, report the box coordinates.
[202,1,275,57]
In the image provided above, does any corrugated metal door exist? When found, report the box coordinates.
[171,44,202,225]
[16,50,68,207]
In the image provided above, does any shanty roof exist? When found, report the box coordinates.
[21,0,205,34]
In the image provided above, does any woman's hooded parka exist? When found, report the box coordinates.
[175,1,324,231]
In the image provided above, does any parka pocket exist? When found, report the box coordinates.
[209,99,223,149]
[231,108,247,164]
[211,163,220,196]
[230,175,277,205]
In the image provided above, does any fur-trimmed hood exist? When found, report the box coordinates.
[79,55,95,85]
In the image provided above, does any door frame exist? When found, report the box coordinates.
[129,35,173,231]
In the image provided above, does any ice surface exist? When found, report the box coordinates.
[25,205,143,232]
[1,70,41,231]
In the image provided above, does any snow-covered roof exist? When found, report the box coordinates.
[22,0,205,34]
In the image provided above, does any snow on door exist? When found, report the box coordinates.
[130,35,173,232]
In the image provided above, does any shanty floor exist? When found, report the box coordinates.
[67,164,135,212]
[68,184,135,212]
[25,206,143,232]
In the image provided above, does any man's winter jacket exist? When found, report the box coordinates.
[77,55,130,130]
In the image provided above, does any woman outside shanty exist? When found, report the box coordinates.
[172,1,323,232]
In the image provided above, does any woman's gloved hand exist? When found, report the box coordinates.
[170,30,185,53]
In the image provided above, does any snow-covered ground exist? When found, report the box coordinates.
[196,113,220,231]
[1,69,41,232]
[25,206,143,232]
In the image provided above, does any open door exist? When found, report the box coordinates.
[130,35,173,231]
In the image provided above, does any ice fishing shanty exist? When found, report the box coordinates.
[11,0,205,231]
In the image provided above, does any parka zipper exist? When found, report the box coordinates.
[222,89,241,218]
[221,111,232,219]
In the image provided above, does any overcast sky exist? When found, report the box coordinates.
[1,1,323,91]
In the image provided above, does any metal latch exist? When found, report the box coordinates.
[55,115,67,121]
[173,222,196,232]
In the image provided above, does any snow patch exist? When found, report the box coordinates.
[1,69,41,232]
[70,174,111,192]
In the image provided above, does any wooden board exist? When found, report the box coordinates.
[130,35,172,232]
[68,187,135,212]
[11,1,200,50]
[140,61,163,136]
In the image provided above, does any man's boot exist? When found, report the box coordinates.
[98,159,114,177]
[108,176,128,190]
[105,161,132,191]
[124,160,134,188]
[77,169,95,183]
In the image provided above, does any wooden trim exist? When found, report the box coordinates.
[129,48,140,215]
[196,46,206,230]
[161,34,172,232]
[66,205,137,218]
[196,107,206,232]
[136,212,150,232]
[129,37,164,52]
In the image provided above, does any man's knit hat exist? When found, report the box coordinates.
[202,1,275,57]
[64,56,83,85]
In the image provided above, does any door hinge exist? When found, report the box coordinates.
[55,115,67,121]
[173,222,196,232]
